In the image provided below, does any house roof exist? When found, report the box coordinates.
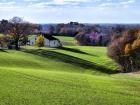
[39,33,60,41]
[29,34,60,41]
[44,35,59,41]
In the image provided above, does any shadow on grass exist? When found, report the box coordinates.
[0,49,8,53]
[58,47,97,56]
[23,49,118,74]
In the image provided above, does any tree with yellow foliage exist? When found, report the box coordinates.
[36,35,45,47]
[124,43,132,55]
[132,39,140,49]
[108,29,140,72]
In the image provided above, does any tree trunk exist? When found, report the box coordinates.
[15,39,20,50]
[123,57,134,73]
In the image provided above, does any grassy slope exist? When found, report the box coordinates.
[0,34,4,36]
[55,36,76,46]
[0,38,140,105]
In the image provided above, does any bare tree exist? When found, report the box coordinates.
[8,17,39,50]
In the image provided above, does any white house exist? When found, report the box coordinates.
[28,35,62,48]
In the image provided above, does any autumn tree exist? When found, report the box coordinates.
[108,29,140,72]
[36,35,45,47]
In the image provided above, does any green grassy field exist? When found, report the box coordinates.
[0,42,140,104]
[0,34,3,36]
[55,36,77,46]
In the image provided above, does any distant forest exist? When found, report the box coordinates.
[41,22,140,46]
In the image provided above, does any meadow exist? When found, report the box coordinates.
[0,36,140,105]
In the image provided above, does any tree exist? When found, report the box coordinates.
[47,25,55,35]
[8,17,39,50]
[36,35,45,47]
[0,19,9,34]
[107,29,140,72]
[75,31,86,45]
[99,35,103,46]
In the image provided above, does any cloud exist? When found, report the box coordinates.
[51,0,93,3]
[99,0,136,8]
[0,1,15,5]
[27,0,98,8]
[99,2,116,7]
[120,0,135,5]
[24,0,39,1]
[0,1,18,9]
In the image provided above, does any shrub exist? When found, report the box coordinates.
[36,35,45,47]
[0,35,10,48]
[108,29,140,72]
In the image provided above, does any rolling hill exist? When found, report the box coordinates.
[0,42,140,105]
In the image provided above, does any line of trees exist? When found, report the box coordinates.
[49,23,140,46]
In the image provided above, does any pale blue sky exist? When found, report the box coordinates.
[0,0,139,23]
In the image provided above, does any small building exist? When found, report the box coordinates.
[28,35,62,48]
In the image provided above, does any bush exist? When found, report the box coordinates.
[36,35,45,47]
[107,29,140,72]
[0,35,10,48]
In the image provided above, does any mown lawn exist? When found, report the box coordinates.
[0,46,140,105]
[55,36,77,46]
